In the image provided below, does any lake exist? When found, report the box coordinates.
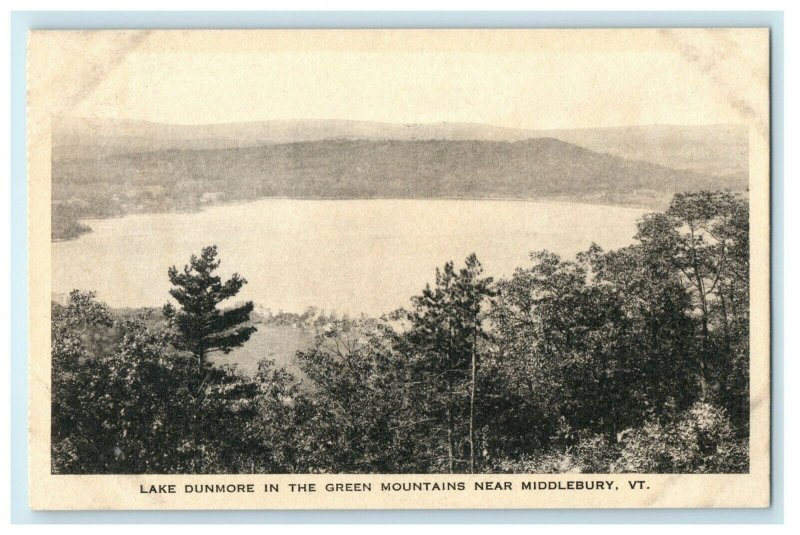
[52,199,649,316]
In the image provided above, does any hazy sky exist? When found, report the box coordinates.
[34,29,768,130]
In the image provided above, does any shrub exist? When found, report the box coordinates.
[617,402,748,473]
[491,433,616,473]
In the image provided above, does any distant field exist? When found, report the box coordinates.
[210,323,317,380]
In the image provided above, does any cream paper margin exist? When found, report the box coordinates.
[27,29,771,510]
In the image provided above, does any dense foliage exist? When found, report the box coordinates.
[162,245,256,372]
[52,191,750,474]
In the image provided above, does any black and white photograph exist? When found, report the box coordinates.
[26,28,771,509]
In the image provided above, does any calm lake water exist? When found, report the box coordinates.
[52,199,649,316]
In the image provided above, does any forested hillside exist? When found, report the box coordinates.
[51,118,748,240]
[52,191,750,474]
[51,138,746,240]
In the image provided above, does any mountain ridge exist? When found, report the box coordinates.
[52,117,748,178]
[53,136,746,203]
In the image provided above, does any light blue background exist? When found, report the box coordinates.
[10,10,784,524]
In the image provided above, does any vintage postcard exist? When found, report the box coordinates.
[27,28,771,510]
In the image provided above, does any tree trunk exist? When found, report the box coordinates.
[193,345,206,473]
[446,406,454,474]
[468,331,477,474]
[689,227,710,399]
[699,313,709,399]
[197,345,206,374]
[720,288,731,350]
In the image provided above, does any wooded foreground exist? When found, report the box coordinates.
[51,191,750,474]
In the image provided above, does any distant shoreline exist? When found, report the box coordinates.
[53,193,665,242]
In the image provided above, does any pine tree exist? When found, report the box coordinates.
[163,246,256,372]
[405,254,493,473]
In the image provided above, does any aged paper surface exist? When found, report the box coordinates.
[28,29,770,510]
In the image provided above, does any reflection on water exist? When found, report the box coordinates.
[52,199,649,316]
